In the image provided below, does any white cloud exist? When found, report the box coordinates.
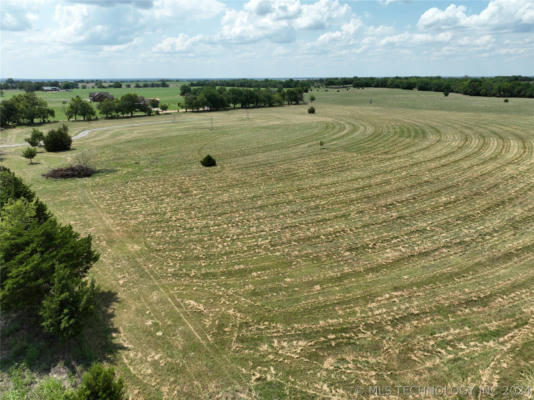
[216,0,350,44]
[295,0,350,29]
[52,3,142,46]
[379,0,410,5]
[379,31,453,46]
[0,0,49,31]
[151,0,226,20]
[153,34,204,52]
[218,8,296,43]
[418,0,534,32]
[66,0,154,8]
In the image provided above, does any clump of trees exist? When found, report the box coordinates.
[181,86,305,112]
[43,124,72,152]
[0,167,98,338]
[97,93,152,119]
[0,92,55,126]
[66,97,97,121]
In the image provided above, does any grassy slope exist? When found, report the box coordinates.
[1,88,534,399]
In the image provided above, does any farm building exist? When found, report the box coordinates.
[89,92,114,102]
[42,86,61,91]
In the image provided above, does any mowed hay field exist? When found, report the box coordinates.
[2,88,534,399]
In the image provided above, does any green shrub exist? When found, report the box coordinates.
[200,154,216,167]
[0,199,98,337]
[308,106,315,114]
[21,147,37,164]
[0,167,49,222]
[72,363,125,400]
[504,98,509,103]
[25,129,44,147]
[44,124,72,152]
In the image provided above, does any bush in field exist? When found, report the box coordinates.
[200,154,216,167]
[44,124,72,152]
[308,106,315,114]
[504,98,509,103]
[25,128,44,147]
[43,165,96,179]
[70,363,125,400]
[160,104,169,111]
[22,147,37,164]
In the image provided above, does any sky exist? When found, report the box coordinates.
[0,0,533,78]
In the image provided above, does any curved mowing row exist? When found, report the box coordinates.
[91,104,534,398]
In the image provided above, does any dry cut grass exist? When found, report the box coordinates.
[2,89,533,399]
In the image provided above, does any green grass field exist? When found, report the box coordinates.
[1,88,534,399]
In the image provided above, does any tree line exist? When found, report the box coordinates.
[190,78,313,90]
[1,79,79,92]
[324,76,534,98]
[0,79,172,92]
[180,85,305,111]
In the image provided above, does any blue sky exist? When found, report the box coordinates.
[1,0,533,78]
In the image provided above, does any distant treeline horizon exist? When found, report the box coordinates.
[1,76,533,98]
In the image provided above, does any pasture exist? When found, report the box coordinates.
[1,88,533,399]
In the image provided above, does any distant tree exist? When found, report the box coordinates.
[66,96,85,121]
[98,99,117,119]
[0,99,19,126]
[310,94,316,103]
[22,147,37,164]
[160,104,168,111]
[119,93,140,117]
[180,84,192,96]
[112,82,122,88]
[308,106,315,114]
[229,88,242,109]
[79,101,97,121]
[44,124,72,152]
[149,98,160,108]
